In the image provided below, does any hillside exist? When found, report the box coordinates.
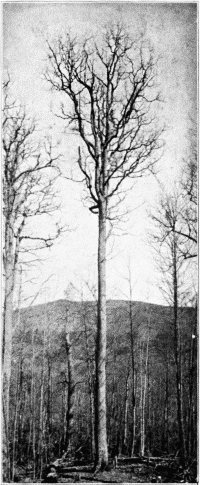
[13,299,193,364]
[13,298,192,339]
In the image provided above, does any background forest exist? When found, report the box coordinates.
[3,3,197,483]
[5,299,198,481]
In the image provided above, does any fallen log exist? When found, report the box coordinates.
[143,455,177,462]
[58,465,93,473]
[117,457,143,465]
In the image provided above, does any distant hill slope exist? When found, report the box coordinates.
[13,299,193,346]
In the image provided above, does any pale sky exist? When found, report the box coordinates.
[3,2,197,306]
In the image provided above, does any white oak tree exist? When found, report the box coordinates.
[45,23,163,468]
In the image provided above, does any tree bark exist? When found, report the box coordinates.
[95,199,108,468]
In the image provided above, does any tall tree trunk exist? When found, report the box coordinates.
[139,342,144,456]
[12,359,21,481]
[3,217,14,369]
[123,366,130,454]
[3,223,20,481]
[173,231,186,464]
[129,299,136,457]
[27,330,35,477]
[148,379,153,454]
[2,226,14,481]
[59,384,66,456]
[127,263,137,457]
[187,317,196,457]
[83,313,95,460]
[95,199,108,468]
[89,371,95,461]
[109,366,116,451]
[65,329,75,454]
[38,330,45,480]
[165,360,169,454]
[146,363,151,454]
[141,334,149,457]
[17,356,23,465]
[47,351,51,461]
[107,348,116,452]
[32,331,36,479]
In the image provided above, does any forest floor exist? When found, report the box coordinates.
[10,456,197,483]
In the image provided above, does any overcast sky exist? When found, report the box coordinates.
[3,2,197,306]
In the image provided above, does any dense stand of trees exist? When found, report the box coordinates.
[5,299,197,482]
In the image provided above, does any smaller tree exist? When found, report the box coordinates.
[149,191,196,464]
[3,76,63,479]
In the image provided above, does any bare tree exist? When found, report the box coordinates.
[45,23,163,468]
[150,193,190,464]
[154,122,197,261]
[178,122,197,258]
[3,77,63,475]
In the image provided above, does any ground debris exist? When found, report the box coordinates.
[15,454,196,483]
